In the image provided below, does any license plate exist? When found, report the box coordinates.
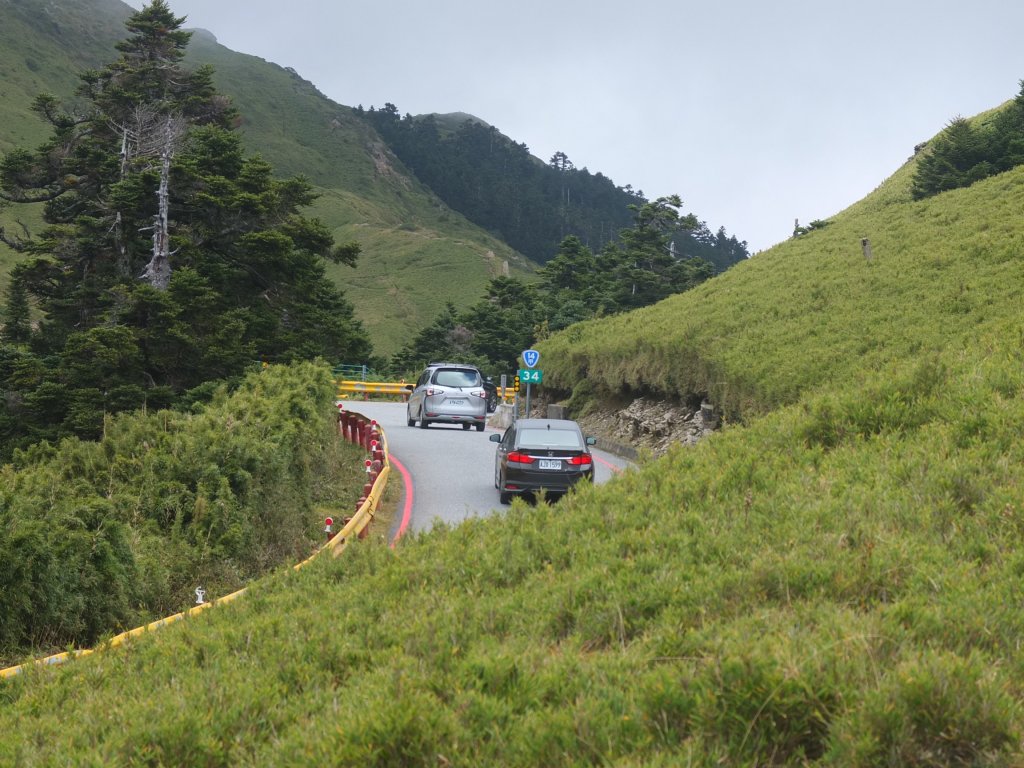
[447,399,466,406]
[538,459,561,470]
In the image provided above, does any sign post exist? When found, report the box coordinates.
[521,349,540,418]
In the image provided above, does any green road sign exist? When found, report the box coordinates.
[518,368,542,384]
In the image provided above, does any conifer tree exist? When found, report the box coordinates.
[1,267,32,345]
[600,195,711,310]
[0,1,370,442]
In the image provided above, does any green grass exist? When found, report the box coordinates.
[0,0,126,290]
[311,185,534,354]
[3,335,1024,763]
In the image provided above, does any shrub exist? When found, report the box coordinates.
[827,651,1018,766]
[693,653,837,763]
[0,361,362,659]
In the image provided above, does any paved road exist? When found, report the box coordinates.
[343,401,631,538]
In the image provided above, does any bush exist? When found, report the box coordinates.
[827,651,1018,766]
[0,361,362,659]
[693,653,837,763]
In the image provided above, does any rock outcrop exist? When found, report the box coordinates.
[575,397,718,459]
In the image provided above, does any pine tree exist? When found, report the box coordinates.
[0,1,370,442]
[1,267,32,345]
[601,195,708,310]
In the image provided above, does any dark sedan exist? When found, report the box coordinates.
[490,418,596,504]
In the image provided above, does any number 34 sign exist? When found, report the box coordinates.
[518,368,542,384]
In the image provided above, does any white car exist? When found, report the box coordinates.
[406,363,488,431]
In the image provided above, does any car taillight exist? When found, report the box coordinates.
[507,452,535,464]
[472,390,486,398]
[425,387,441,396]
[567,454,593,466]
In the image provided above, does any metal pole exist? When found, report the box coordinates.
[525,382,532,418]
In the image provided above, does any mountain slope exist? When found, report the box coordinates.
[539,145,1024,419]
[0,0,535,355]
[4,102,1024,763]
[0,0,128,155]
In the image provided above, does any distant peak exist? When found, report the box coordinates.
[186,27,217,44]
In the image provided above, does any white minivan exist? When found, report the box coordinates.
[406,362,488,431]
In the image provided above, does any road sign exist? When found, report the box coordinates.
[518,368,542,384]
[521,349,540,368]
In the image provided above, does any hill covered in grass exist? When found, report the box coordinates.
[3,93,1024,762]
[540,146,1024,421]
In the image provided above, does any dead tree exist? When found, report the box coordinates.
[110,107,186,289]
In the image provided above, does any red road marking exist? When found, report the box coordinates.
[593,454,621,473]
[389,455,414,547]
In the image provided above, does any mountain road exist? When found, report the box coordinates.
[342,401,631,539]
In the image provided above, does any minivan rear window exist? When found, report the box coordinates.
[433,369,481,388]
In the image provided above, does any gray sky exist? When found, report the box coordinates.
[128,1,1024,252]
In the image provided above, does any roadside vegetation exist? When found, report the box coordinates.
[0,360,365,666]
[3,335,1023,763]
[3,74,1024,763]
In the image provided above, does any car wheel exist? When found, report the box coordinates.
[498,469,512,504]
[462,423,471,430]
[407,408,415,427]
[418,407,429,428]
[487,393,498,413]
[475,422,485,432]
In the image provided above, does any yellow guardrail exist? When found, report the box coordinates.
[337,380,410,398]
[0,410,390,681]
[337,380,516,402]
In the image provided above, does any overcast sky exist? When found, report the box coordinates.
[127,1,1024,252]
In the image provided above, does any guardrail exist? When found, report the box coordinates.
[0,406,390,681]
[337,380,410,398]
[337,380,516,402]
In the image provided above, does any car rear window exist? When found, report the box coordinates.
[517,428,584,450]
[432,369,481,388]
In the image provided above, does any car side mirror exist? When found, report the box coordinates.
[488,433,501,443]
[404,384,414,391]
[586,436,597,446]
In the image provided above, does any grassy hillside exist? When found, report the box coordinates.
[4,108,1024,762]
[0,0,127,155]
[0,1,535,356]
[539,154,1024,420]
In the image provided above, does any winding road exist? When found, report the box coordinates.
[344,401,632,540]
